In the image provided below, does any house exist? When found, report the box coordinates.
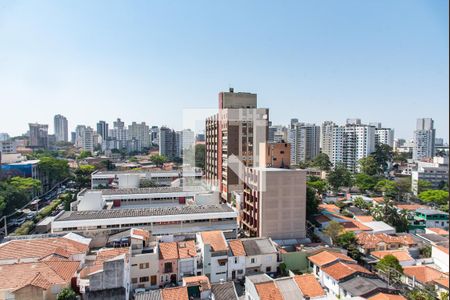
[425,227,449,236]
[245,273,326,300]
[228,240,246,281]
[78,247,131,300]
[182,275,211,299]
[308,250,356,283]
[356,232,417,255]
[108,228,159,290]
[370,250,416,267]
[0,260,80,300]
[338,275,394,299]
[367,292,407,300]
[361,222,396,234]
[414,209,449,229]
[431,242,449,272]
[416,233,449,246]
[197,231,229,283]
[211,282,239,300]
[0,233,90,265]
[402,265,449,291]
[320,262,373,297]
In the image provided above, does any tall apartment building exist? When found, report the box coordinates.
[159,127,180,159]
[0,133,9,142]
[82,126,95,152]
[268,125,288,143]
[54,114,68,142]
[413,118,436,161]
[0,140,17,154]
[180,129,195,152]
[375,127,394,148]
[96,120,109,140]
[205,89,269,202]
[289,121,320,165]
[28,123,48,149]
[322,122,376,172]
[75,125,86,148]
[110,118,128,148]
[128,122,151,148]
[151,126,159,145]
[241,143,306,239]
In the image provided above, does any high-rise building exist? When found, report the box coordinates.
[324,122,376,173]
[110,118,128,148]
[70,132,76,144]
[268,125,288,143]
[0,133,10,142]
[75,125,86,148]
[413,118,436,161]
[289,120,320,165]
[96,121,109,140]
[28,123,48,149]
[375,127,394,147]
[150,126,159,145]
[180,129,195,152]
[82,126,94,153]
[54,114,68,142]
[205,89,269,201]
[158,127,179,159]
[128,122,151,149]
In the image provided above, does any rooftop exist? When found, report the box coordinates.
[161,286,189,300]
[81,185,208,196]
[255,281,284,300]
[182,275,211,291]
[402,265,448,285]
[55,204,235,221]
[211,282,238,300]
[416,208,448,216]
[426,228,449,236]
[241,238,277,256]
[356,233,416,249]
[321,262,372,281]
[293,274,326,298]
[159,240,196,260]
[339,276,388,297]
[135,290,162,300]
[416,233,449,244]
[371,250,414,262]
[308,250,355,267]
[200,231,228,252]
[368,293,406,300]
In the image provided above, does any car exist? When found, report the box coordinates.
[26,211,37,220]
[134,288,146,294]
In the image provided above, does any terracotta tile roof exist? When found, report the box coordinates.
[355,216,374,222]
[395,204,427,211]
[319,204,340,213]
[161,286,189,300]
[96,247,130,263]
[371,250,414,262]
[177,240,196,259]
[131,228,150,240]
[315,214,332,224]
[200,231,228,252]
[427,228,449,236]
[403,266,447,285]
[0,237,89,262]
[435,244,449,255]
[372,197,385,204]
[293,274,325,298]
[0,261,79,291]
[182,275,211,291]
[255,281,283,300]
[308,250,355,267]
[434,276,450,289]
[337,215,373,231]
[356,232,416,249]
[229,240,246,256]
[159,242,179,260]
[321,262,371,281]
[368,292,407,300]
[79,264,103,279]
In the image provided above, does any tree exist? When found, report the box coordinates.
[0,181,30,217]
[420,245,432,258]
[407,288,436,300]
[376,254,403,283]
[327,164,352,192]
[393,151,410,164]
[78,150,92,159]
[359,156,379,176]
[323,221,344,245]
[397,177,412,200]
[335,231,361,261]
[371,144,393,173]
[0,195,6,217]
[306,186,319,218]
[150,154,167,167]
[312,153,332,171]
[307,179,328,195]
[418,190,449,205]
[354,173,378,193]
[38,156,70,186]
[353,196,371,210]
[8,177,41,196]
[375,180,398,199]
[74,165,96,188]
[57,287,77,300]
[371,198,408,232]
[140,179,157,188]
[418,180,432,194]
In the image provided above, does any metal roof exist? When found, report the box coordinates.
[211,282,238,300]
[339,276,388,296]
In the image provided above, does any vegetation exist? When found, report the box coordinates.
[418,190,449,205]
[311,153,332,171]
[36,199,62,221]
[78,150,93,159]
[354,173,378,193]
[371,198,408,232]
[323,221,344,245]
[407,288,437,300]
[74,165,96,188]
[57,287,77,300]
[353,196,371,210]
[0,178,41,217]
[140,179,157,188]
[195,144,206,169]
[150,154,167,167]
[306,186,319,218]
[420,245,432,258]
[374,179,398,199]
[376,254,403,283]
[38,156,70,186]
[371,144,393,174]
[335,231,361,261]
[417,180,432,194]
[359,156,379,176]
[307,178,328,195]
[12,220,35,236]
[327,164,352,192]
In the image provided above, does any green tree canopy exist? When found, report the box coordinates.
[323,221,344,245]
[306,186,319,218]
[78,150,92,159]
[195,144,206,170]
[74,165,96,188]
[372,144,394,173]
[353,196,372,210]
[359,156,379,176]
[371,198,408,232]
[375,179,398,199]
[376,254,403,284]
[8,177,41,195]
[327,164,353,192]
[57,287,77,300]
[38,156,70,185]
[336,231,361,261]
[312,153,332,171]
[354,173,378,193]
[418,190,449,205]
[418,180,432,194]
[150,154,167,167]
[307,179,328,195]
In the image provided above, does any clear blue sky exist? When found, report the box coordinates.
[0,0,448,140]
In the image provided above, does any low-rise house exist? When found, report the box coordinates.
[211,282,239,300]
[425,227,449,236]
[308,250,356,282]
[158,242,180,286]
[338,275,393,299]
[431,242,449,272]
[0,260,80,300]
[371,250,416,267]
[134,286,189,300]
[0,233,90,265]
[367,292,407,300]
[197,231,229,283]
[402,265,449,291]
[182,275,211,299]
[416,233,449,246]
[361,222,396,234]
[356,232,417,255]
[414,209,449,229]
[79,247,131,300]
[245,273,326,300]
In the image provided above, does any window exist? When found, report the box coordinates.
[238,270,244,274]
[234,257,238,264]
[139,277,149,283]
[266,267,271,272]
[164,262,173,273]
[251,258,256,264]
[131,278,138,284]
[139,263,150,269]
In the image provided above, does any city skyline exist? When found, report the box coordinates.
[0,1,448,139]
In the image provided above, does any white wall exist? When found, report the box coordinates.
[432,246,449,272]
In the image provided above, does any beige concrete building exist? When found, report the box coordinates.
[241,167,307,240]
[259,142,291,168]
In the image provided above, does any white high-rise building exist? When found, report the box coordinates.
[111,118,128,149]
[54,114,68,142]
[75,125,86,148]
[413,118,436,161]
[128,122,151,148]
[375,128,394,147]
[321,121,337,157]
[82,127,94,153]
[180,129,195,152]
[289,121,320,165]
